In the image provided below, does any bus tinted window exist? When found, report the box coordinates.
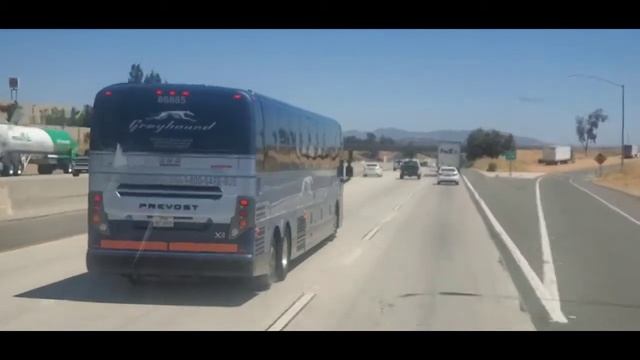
[91,87,253,154]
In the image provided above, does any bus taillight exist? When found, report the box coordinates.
[230,197,254,239]
[89,191,109,234]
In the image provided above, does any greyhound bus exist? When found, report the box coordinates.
[86,83,347,290]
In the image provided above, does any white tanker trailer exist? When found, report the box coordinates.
[0,103,79,177]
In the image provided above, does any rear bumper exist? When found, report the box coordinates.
[438,177,460,183]
[86,248,254,278]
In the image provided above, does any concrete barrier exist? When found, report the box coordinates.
[0,183,13,217]
[0,174,87,221]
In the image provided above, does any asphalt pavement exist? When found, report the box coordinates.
[0,170,533,330]
[464,167,640,330]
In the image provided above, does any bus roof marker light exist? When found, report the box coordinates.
[168,90,177,96]
[182,90,190,96]
[233,94,242,100]
[104,90,112,96]
[155,89,163,96]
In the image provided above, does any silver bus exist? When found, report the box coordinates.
[86,83,346,290]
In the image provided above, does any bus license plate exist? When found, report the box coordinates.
[152,216,174,228]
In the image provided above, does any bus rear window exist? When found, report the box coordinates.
[91,88,253,154]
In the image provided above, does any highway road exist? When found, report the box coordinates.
[0,171,533,330]
[464,165,640,330]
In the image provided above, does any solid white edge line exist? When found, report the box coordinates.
[462,174,568,323]
[569,178,640,227]
[535,177,561,302]
[267,292,316,331]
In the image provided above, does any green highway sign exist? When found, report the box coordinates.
[504,150,516,160]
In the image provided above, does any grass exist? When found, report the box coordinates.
[471,148,622,174]
[594,159,640,197]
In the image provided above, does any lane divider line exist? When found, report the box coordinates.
[462,174,568,323]
[360,183,424,242]
[535,177,562,302]
[362,226,381,242]
[266,292,316,331]
[569,178,640,227]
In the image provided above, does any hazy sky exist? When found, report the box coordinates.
[1,29,639,145]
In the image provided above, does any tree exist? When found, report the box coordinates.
[501,133,515,152]
[128,64,144,83]
[144,70,163,84]
[379,135,395,146]
[575,108,607,154]
[75,105,93,127]
[402,141,417,159]
[465,128,516,161]
[465,128,486,161]
[365,132,377,144]
[576,116,587,153]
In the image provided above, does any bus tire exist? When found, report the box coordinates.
[275,228,289,282]
[330,202,340,241]
[252,236,278,291]
[73,170,80,177]
[3,162,14,176]
[12,160,23,176]
[62,162,73,174]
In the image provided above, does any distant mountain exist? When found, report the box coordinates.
[343,127,547,147]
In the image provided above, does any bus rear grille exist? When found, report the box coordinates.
[117,184,223,200]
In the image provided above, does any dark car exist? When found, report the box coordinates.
[400,159,422,179]
[393,159,403,171]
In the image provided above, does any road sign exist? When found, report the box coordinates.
[505,150,516,160]
[594,153,607,165]
[8,77,18,90]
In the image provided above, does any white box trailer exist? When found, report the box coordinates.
[623,145,639,159]
[541,145,572,165]
[438,143,461,169]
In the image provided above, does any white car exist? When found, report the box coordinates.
[363,162,383,177]
[437,166,460,185]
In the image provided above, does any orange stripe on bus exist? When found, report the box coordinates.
[168,242,238,253]
[100,240,168,251]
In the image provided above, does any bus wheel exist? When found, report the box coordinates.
[62,162,73,174]
[252,238,277,291]
[276,227,290,281]
[13,160,23,176]
[330,203,339,241]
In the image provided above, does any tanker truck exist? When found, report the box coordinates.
[0,102,79,177]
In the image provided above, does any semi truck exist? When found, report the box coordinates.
[0,102,79,177]
[437,142,461,169]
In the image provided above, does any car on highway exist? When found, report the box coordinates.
[437,166,460,185]
[393,159,403,171]
[400,159,421,179]
[363,162,383,177]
